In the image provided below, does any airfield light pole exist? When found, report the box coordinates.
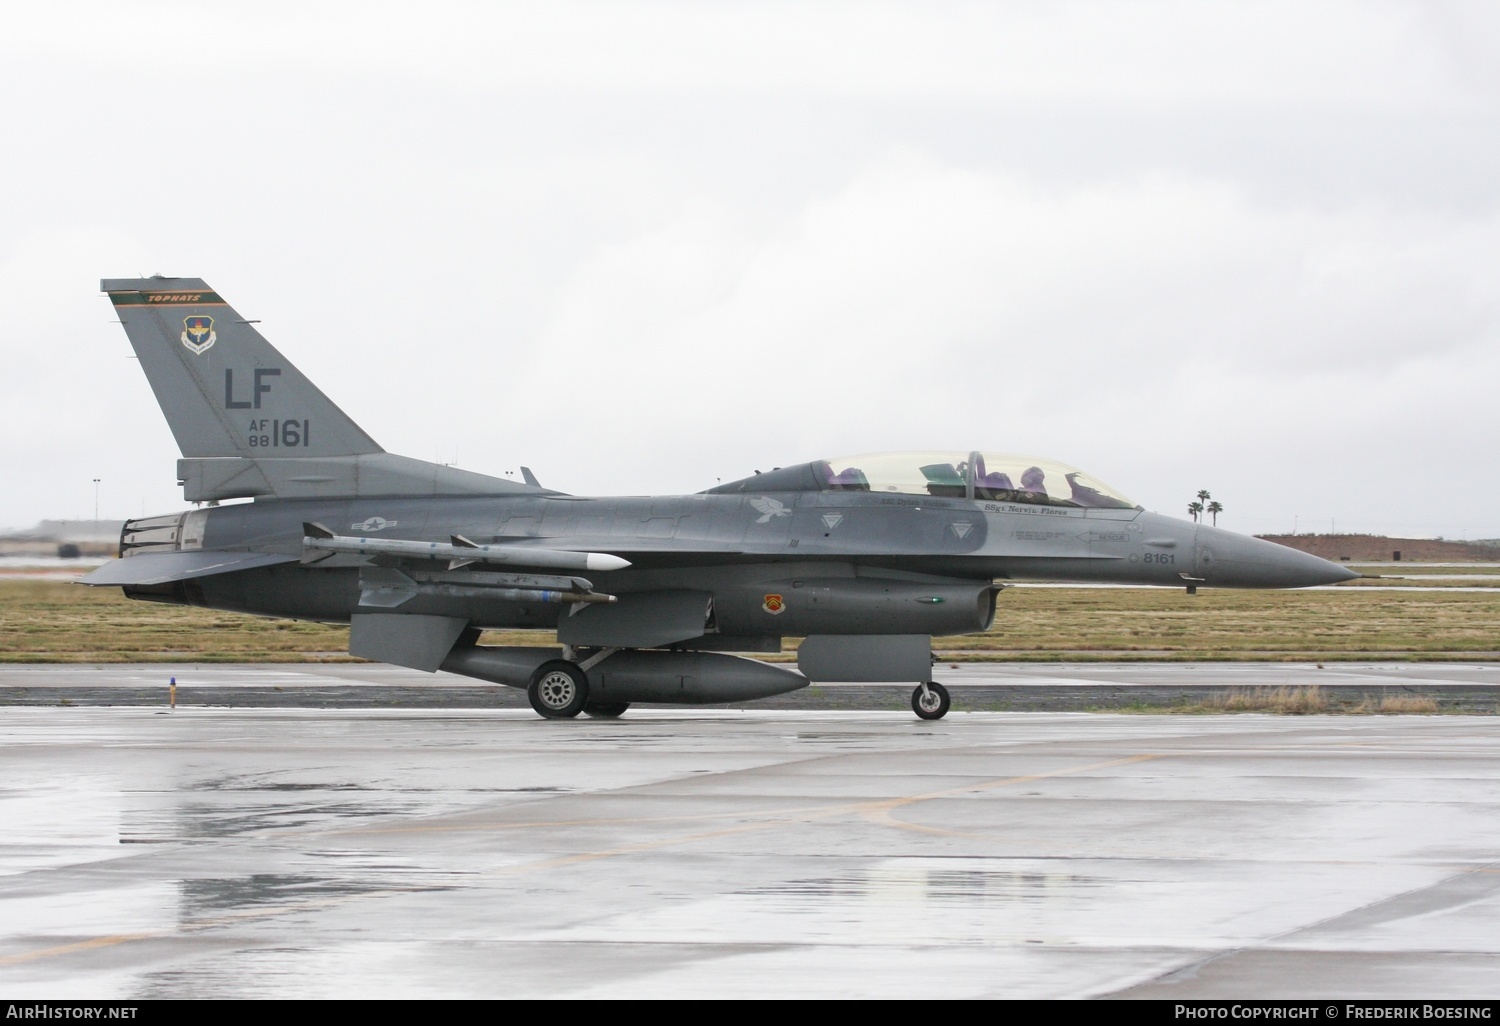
[93,479,100,525]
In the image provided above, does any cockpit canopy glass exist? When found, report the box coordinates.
[819,451,1136,509]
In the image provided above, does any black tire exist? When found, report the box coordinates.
[528,661,589,719]
[911,682,951,720]
[584,702,630,719]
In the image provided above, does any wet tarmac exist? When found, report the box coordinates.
[3,662,1497,713]
[1,706,1497,998]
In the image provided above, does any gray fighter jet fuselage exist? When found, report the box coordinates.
[84,278,1357,719]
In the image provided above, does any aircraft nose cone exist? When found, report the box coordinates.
[1195,525,1360,588]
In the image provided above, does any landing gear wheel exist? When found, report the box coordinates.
[912,681,951,720]
[528,661,589,719]
[584,702,630,719]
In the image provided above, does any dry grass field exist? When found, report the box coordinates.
[3,579,1497,663]
[1132,686,1444,715]
[0,581,354,663]
[941,585,1500,660]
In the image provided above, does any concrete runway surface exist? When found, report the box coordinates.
[2,661,1498,712]
[1,706,1497,998]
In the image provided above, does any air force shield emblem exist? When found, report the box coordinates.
[181,316,216,354]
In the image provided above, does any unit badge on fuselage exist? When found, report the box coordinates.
[750,496,791,524]
[180,316,216,355]
[762,594,785,615]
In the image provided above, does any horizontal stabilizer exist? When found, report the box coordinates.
[79,551,298,587]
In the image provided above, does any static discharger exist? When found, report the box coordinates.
[301,523,631,573]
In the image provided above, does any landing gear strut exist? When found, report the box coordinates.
[911,681,951,720]
[528,661,590,718]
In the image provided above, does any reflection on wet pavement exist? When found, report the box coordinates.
[178,874,413,917]
[1,709,1497,998]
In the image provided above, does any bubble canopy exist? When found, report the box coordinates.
[708,452,1137,508]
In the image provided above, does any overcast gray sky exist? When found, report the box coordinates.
[3,1,1497,538]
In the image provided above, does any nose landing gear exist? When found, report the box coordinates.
[911,681,951,720]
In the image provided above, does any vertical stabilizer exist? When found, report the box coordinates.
[104,277,536,501]
[102,277,383,459]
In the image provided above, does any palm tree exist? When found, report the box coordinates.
[1188,501,1204,522]
[1206,500,1223,526]
[1197,489,1211,507]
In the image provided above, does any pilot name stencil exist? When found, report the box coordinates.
[983,502,1075,517]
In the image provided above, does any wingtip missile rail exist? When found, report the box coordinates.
[301,523,632,573]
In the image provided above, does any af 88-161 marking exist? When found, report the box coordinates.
[245,420,310,448]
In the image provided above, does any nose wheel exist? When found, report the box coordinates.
[528,661,590,718]
[911,681,951,720]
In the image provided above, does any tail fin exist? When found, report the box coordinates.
[103,277,382,458]
[104,277,533,501]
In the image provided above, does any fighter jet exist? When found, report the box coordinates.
[83,277,1358,719]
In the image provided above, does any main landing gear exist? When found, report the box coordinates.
[527,661,589,719]
[911,681,951,720]
[526,660,630,719]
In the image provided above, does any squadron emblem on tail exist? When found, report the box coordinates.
[180,316,216,354]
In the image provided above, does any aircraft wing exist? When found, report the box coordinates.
[79,551,300,586]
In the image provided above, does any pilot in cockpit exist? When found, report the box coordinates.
[1020,465,1048,498]
[972,455,1015,495]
